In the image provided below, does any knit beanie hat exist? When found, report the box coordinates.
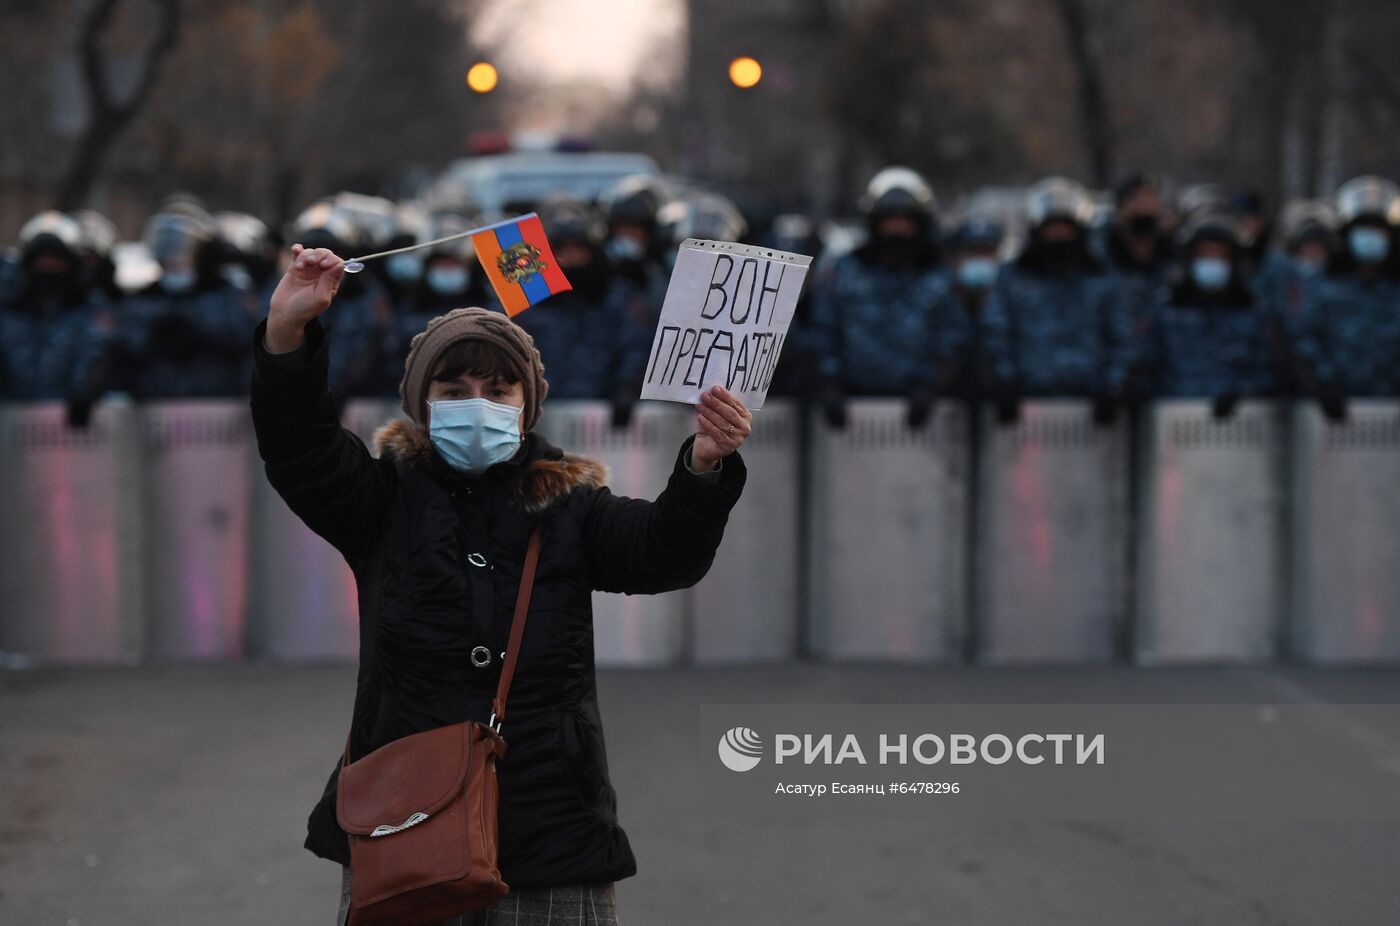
[399,306,549,431]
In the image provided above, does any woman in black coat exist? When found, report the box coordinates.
[250,245,751,924]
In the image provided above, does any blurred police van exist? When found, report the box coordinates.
[423,134,661,215]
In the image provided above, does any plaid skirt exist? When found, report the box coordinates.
[337,865,620,925]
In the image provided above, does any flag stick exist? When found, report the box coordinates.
[338,213,540,273]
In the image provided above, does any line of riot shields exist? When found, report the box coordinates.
[4,172,1400,665]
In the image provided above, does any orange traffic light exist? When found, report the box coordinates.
[467,62,498,93]
[728,56,762,89]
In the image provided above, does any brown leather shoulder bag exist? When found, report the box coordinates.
[336,526,542,926]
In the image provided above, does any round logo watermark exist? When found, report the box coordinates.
[717,726,764,772]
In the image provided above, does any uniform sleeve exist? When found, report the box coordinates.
[1289,278,1338,389]
[978,273,1017,391]
[579,432,745,594]
[1242,310,1283,396]
[1099,277,1142,397]
[323,290,390,399]
[1138,302,1168,397]
[609,281,655,398]
[139,288,259,359]
[249,315,392,570]
[803,257,846,388]
[926,276,971,392]
[66,306,120,404]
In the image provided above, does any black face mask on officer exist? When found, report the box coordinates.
[1125,214,1159,238]
[1033,220,1086,270]
[555,238,609,298]
[870,213,928,264]
[23,244,84,309]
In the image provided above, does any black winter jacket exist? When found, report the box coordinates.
[248,315,746,888]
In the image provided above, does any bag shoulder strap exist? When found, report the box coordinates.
[490,525,543,734]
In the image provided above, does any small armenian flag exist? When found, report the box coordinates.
[470,213,572,316]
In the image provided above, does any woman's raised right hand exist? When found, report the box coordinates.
[265,244,347,352]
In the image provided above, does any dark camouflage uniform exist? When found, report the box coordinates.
[0,254,19,309]
[1141,298,1281,397]
[979,264,1135,397]
[1252,249,1318,330]
[804,251,969,395]
[304,275,393,400]
[486,280,654,400]
[1290,272,1400,396]
[111,285,260,398]
[1092,225,1173,337]
[0,299,112,400]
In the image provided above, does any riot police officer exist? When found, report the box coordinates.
[655,192,749,275]
[758,213,824,399]
[504,195,654,426]
[284,201,393,404]
[212,212,277,294]
[948,216,1003,315]
[370,204,433,307]
[1290,175,1400,411]
[600,174,671,310]
[1097,172,1173,283]
[806,166,968,429]
[1255,199,1338,327]
[979,177,1133,423]
[1095,172,1173,342]
[112,209,259,398]
[0,211,112,412]
[946,217,1004,400]
[74,209,125,302]
[1139,212,1285,417]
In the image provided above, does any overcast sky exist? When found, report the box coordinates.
[473,0,685,91]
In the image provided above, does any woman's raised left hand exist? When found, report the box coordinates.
[691,384,752,471]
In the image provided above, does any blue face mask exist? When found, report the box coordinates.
[957,257,998,290]
[220,264,254,291]
[1292,256,1325,278]
[605,236,646,263]
[427,397,523,473]
[386,254,423,283]
[426,266,469,295]
[1190,257,1231,292]
[1348,227,1391,264]
[162,269,196,294]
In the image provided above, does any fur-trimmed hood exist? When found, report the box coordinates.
[370,417,608,515]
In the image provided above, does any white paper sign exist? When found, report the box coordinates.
[640,238,812,410]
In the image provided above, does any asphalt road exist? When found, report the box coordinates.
[2,663,1398,925]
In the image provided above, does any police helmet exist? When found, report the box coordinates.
[537,195,608,249]
[1175,211,1252,254]
[1024,177,1095,230]
[600,175,669,228]
[949,216,1004,251]
[156,193,217,235]
[1175,183,1231,222]
[860,166,936,219]
[1335,175,1400,227]
[656,193,747,244]
[73,210,118,258]
[289,201,362,253]
[1277,199,1338,247]
[143,212,210,265]
[214,212,269,259]
[19,210,84,254]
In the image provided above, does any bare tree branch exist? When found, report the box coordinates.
[58,0,181,210]
[1055,0,1113,185]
